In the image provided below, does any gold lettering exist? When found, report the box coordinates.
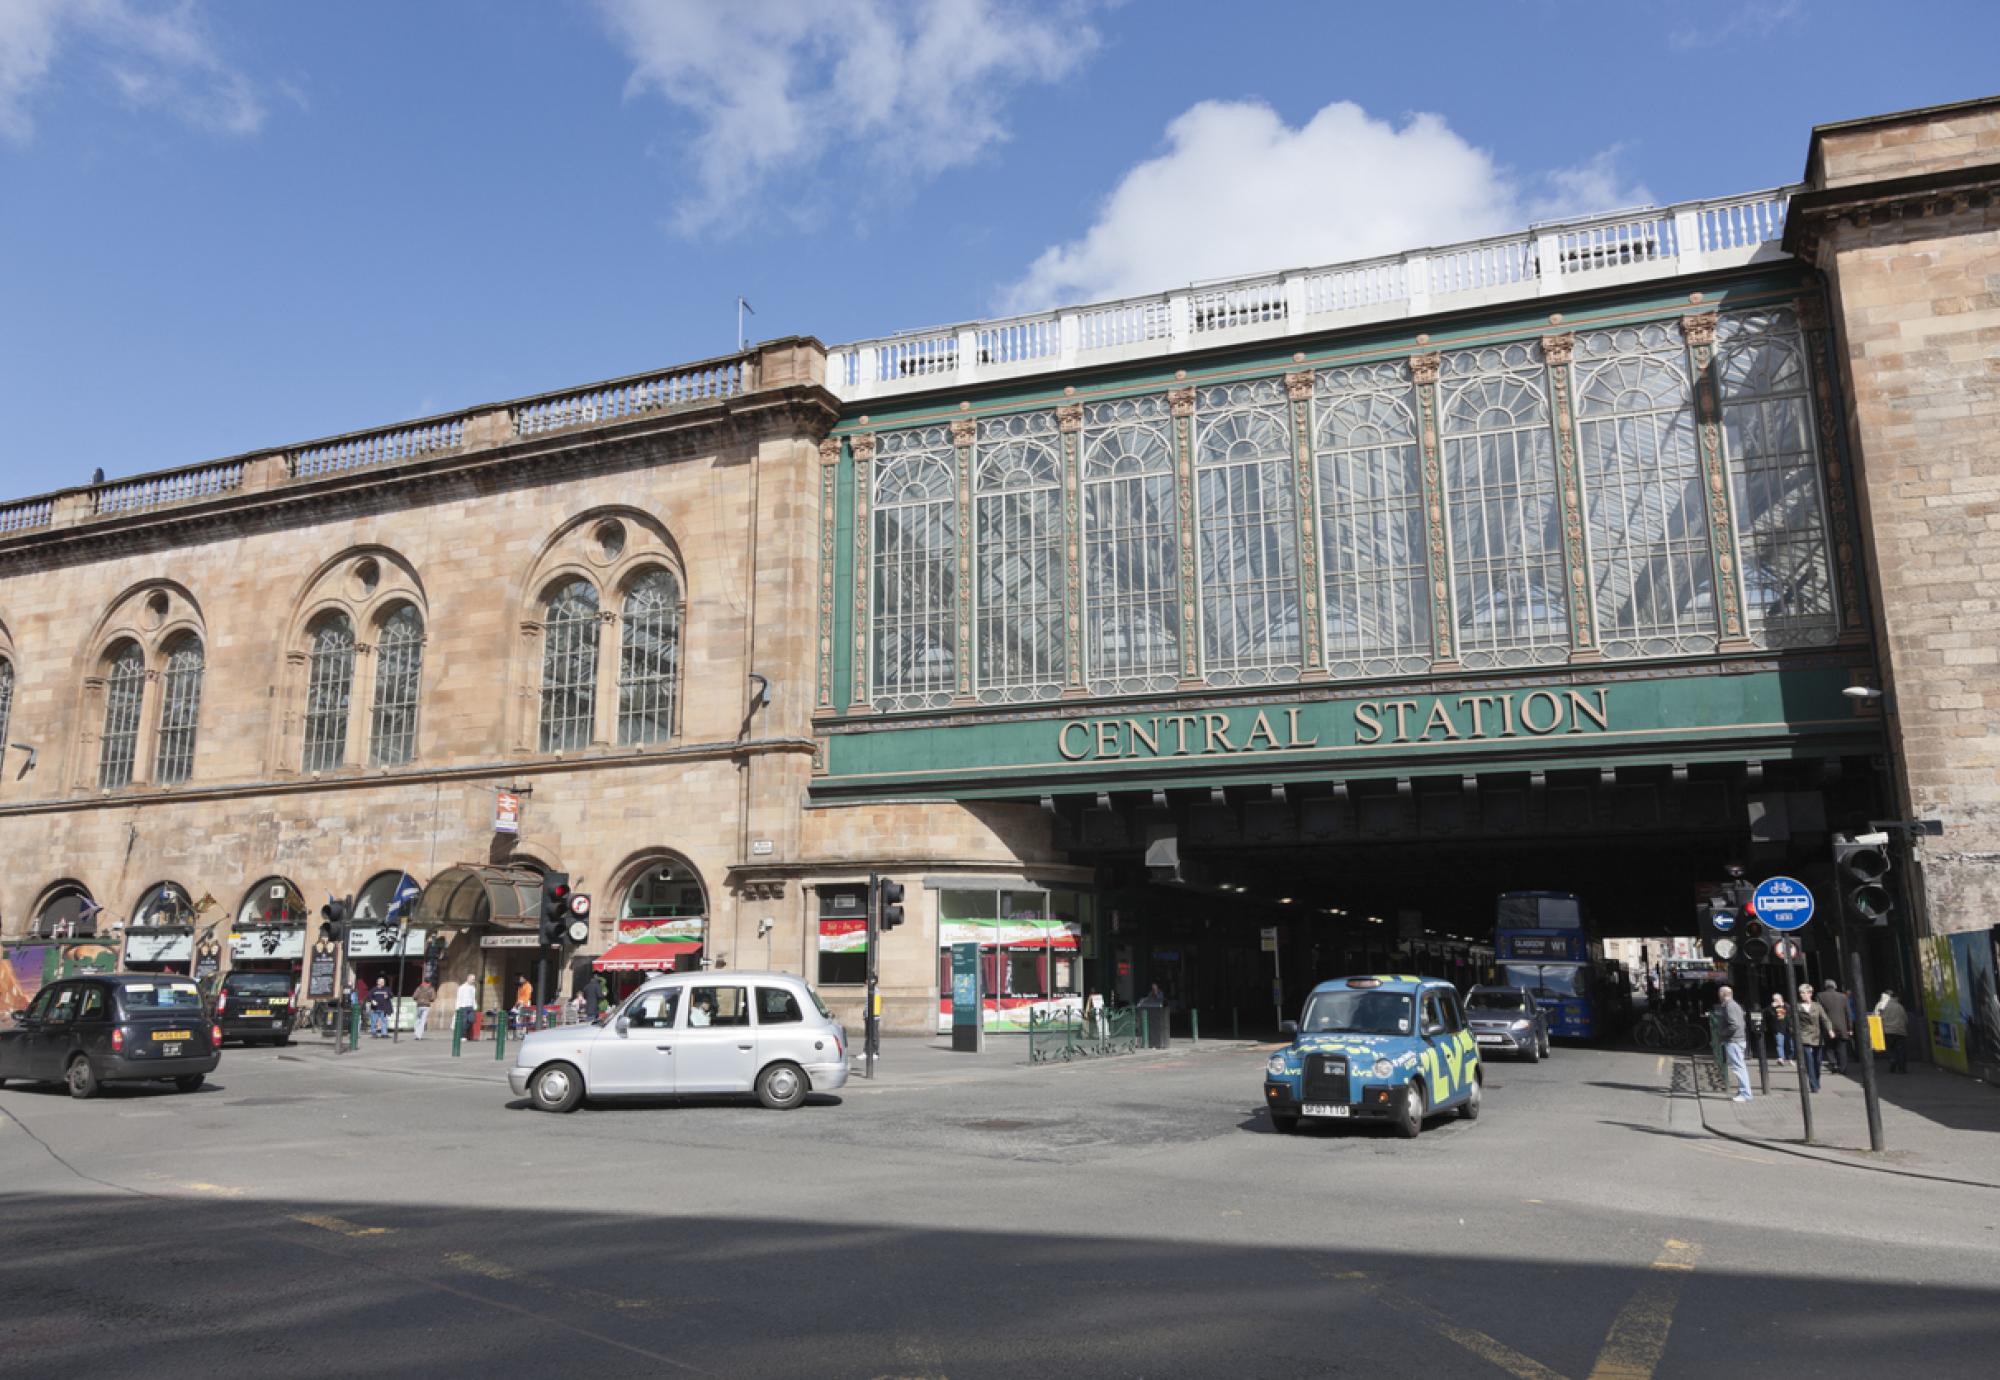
[1355,701,1383,745]
[1285,707,1319,748]
[1095,720,1123,758]
[1058,722,1091,760]
[1387,700,1421,742]
[1202,712,1236,754]
[1520,690,1564,734]
[1499,694,1516,737]
[1243,711,1281,750]
[1420,700,1459,741]
[1566,688,1609,732]
[1457,694,1496,737]
[1168,714,1198,754]
[1128,717,1161,756]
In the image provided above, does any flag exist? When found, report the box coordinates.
[385,874,421,924]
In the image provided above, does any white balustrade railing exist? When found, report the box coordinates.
[827,186,1799,400]
[513,357,745,438]
[94,461,246,516]
[294,418,465,479]
[0,498,52,533]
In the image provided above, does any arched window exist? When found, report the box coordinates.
[1082,395,1180,695]
[0,657,13,759]
[871,426,958,711]
[1575,324,1714,659]
[618,570,681,744]
[1312,362,1430,678]
[154,633,204,784]
[972,411,1064,703]
[540,579,600,752]
[33,882,96,938]
[98,640,146,789]
[1195,378,1302,685]
[238,876,304,926]
[1440,341,1568,668]
[619,856,707,920]
[302,613,356,771]
[370,603,424,766]
[133,881,191,926]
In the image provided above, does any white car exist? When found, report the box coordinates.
[508,970,849,1113]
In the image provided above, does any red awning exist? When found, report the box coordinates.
[593,941,701,972]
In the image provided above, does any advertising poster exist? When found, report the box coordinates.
[1921,935,1968,1074]
[935,916,1084,1033]
[0,941,117,1014]
[1949,929,2000,1081]
[818,918,866,954]
[307,942,339,999]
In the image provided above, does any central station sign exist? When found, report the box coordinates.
[1056,688,1611,762]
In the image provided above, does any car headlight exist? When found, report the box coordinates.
[1266,1054,1292,1077]
[1511,1019,1532,1031]
[1373,1058,1394,1078]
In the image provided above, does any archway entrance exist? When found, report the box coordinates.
[589,853,709,1000]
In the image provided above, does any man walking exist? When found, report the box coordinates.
[455,973,479,1042]
[1878,990,1910,1073]
[367,979,394,1038]
[412,978,436,1041]
[1717,985,1753,1101]
[1819,979,1853,1075]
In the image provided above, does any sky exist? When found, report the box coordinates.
[1,0,1996,492]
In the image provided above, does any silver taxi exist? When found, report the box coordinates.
[508,970,849,1113]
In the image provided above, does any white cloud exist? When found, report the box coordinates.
[596,0,1097,234]
[1668,1,1801,51]
[1003,100,1652,312]
[0,0,264,144]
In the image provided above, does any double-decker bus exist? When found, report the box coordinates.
[1492,890,1616,1040]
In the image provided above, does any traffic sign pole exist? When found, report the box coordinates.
[1783,949,1816,1144]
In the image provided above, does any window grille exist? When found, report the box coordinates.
[369,604,424,766]
[302,615,355,772]
[153,634,203,784]
[539,580,600,752]
[973,411,1064,703]
[1716,308,1838,648]
[1575,324,1715,659]
[618,569,681,743]
[1194,379,1302,686]
[1312,361,1431,678]
[1082,395,1181,696]
[1439,342,1570,668]
[98,641,146,788]
[871,425,958,712]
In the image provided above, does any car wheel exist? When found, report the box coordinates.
[1541,1030,1551,1058]
[530,1062,584,1113]
[1397,1081,1425,1139]
[66,1056,99,1100]
[174,1074,205,1093]
[1271,1112,1299,1135]
[1523,1039,1540,1063]
[756,1061,808,1110]
[1459,1076,1482,1120]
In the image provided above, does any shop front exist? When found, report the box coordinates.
[933,884,1096,1033]
[592,917,704,1001]
[231,876,308,987]
[410,863,547,1021]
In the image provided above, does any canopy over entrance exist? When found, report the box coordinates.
[411,865,544,930]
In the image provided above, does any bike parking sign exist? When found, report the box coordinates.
[1752,875,1815,931]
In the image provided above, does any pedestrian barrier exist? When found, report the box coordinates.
[1026,1006,1144,1063]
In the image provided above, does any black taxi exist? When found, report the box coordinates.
[215,969,297,1046]
[0,974,221,1098]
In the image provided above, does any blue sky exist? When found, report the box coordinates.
[2,0,1995,492]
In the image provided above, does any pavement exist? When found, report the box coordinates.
[4,1032,2000,1377]
[1685,1048,2000,1187]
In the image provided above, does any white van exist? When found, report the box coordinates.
[508,970,849,1113]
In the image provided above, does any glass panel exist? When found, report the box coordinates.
[1194,379,1301,685]
[369,604,424,766]
[302,615,355,772]
[1082,394,1180,695]
[1312,361,1430,678]
[1575,324,1716,659]
[152,635,204,784]
[1717,307,1838,648]
[98,641,146,788]
[871,425,958,711]
[618,569,681,743]
[539,579,599,752]
[973,412,1063,703]
[1440,342,1569,668]
[620,858,706,918]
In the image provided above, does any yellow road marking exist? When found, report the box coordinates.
[180,1182,244,1197]
[292,1213,392,1238]
[1307,1262,1566,1380]
[443,1251,653,1312]
[1585,1239,1704,1380]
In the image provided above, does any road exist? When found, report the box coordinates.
[2,1036,1995,1378]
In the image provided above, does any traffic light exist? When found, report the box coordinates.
[1738,916,1771,964]
[540,871,571,948]
[1835,834,1895,927]
[877,877,906,932]
[1701,900,1738,962]
[320,894,349,942]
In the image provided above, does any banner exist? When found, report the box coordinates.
[616,917,704,945]
[124,931,194,964]
[818,918,866,954]
[347,925,428,957]
[229,927,306,962]
[937,917,1080,950]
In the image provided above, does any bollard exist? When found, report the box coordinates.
[347,1004,360,1051]
[494,1013,506,1061]
[1141,1009,1151,1048]
[451,1008,463,1058]
[1192,1009,1200,1044]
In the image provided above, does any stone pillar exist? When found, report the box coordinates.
[1285,369,1330,680]
[848,431,876,715]
[1168,385,1202,688]
[1056,402,1088,697]
[1679,311,1754,652]
[1542,332,1600,662]
[1407,353,1458,670]
[1794,294,1871,645]
[950,414,978,705]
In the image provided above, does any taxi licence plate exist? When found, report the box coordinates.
[246,1009,272,1017]
[153,1030,193,1041]
[1476,1034,1505,1044]
[1302,1103,1350,1118]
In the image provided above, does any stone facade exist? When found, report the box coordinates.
[1790,96,2000,937]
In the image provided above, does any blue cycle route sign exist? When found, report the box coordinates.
[1752,876,1815,931]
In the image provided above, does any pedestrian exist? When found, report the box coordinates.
[515,975,534,1030]
[1794,982,1832,1093]
[1716,985,1752,1101]
[1770,991,1792,1065]
[580,972,604,1022]
[454,973,479,1041]
[367,977,394,1038]
[1819,979,1853,1075]
[412,978,436,1041]
[1877,990,1910,1073]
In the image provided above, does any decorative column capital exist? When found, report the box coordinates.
[950,416,977,448]
[849,432,877,463]
[1541,332,1575,366]
[817,437,842,466]
[1167,386,1196,419]
[1679,312,1719,348]
[1055,402,1083,433]
[1283,370,1315,403]
[1408,352,1441,386]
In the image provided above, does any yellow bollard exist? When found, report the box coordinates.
[1866,1013,1886,1053]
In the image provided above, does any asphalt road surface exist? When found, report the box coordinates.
[2,1038,1994,1378]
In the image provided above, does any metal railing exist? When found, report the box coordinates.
[1028,1005,1142,1063]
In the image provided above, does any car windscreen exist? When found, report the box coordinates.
[117,982,206,1015]
[224,972,294,995]
[1467,990,1528,1010]
[1298,989,1414,1036]
[1501,964,1588,999]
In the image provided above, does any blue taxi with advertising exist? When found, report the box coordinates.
[1262,976,1481,1139]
